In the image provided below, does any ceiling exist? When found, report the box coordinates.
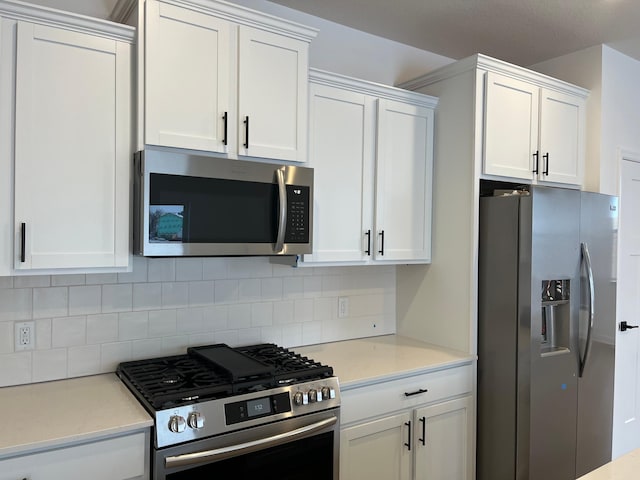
[22,0,640,66]
[268,0,640,66]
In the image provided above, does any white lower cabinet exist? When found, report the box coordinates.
[0,431,148,480]
[341,411,412,480]
[340,365,474,480]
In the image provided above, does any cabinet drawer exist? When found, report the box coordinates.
[341,364,473,425]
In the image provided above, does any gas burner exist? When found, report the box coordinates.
[117,343,334,411]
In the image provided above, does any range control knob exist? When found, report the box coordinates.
[187,411,205,429]
[308,389,318,403]
[321,386,334,400]
[168,415,186,433]
[293,391,304,406]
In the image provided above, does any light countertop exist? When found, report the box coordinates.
[0,373,153,459]
[295,334,475,389]
[578,449,640,480]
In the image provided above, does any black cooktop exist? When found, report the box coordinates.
[117,343,333,410]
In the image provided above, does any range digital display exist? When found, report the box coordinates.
[247,397,272,417]
[225,392,291,425]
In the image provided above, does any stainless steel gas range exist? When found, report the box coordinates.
[117,343,341,479]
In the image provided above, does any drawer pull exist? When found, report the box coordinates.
[404,388,428,397]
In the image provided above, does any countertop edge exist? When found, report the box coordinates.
[0,421,153,460]
[340,356,475,391]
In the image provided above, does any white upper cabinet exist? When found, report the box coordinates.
[483,68,586,186]
[0,1,134,274]
[237,25,309,161]
[144,0,230,153]
[375,99,434,262]
[538,88,584,184]
[483,72,539,180]
[303,81,375,264]
[301,70,436,266]
[141,0,315,163]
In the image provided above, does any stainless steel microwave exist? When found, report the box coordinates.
[133,149,313,257]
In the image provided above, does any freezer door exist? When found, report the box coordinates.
[575,192,617,477]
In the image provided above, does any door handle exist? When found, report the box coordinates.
[532,150,539,174]
[364,230,371,256]
[404,421,411,451]
[620,321,639,332]
[419,416,426,446]
[243,116,250,148]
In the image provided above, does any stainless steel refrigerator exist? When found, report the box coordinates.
[477,184,618,480]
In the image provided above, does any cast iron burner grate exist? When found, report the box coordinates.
[117,355,233,409]
[237,343,334,385]
[117,343,334,411]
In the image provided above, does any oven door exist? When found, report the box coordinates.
[154,409,339,480]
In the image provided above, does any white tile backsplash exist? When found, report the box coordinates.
[0,321,13,354]
[52,316,86,348]
[0,288,32,321]
[32,348,67,382]
[69,285,101,316]
[0,257,396,386]
[176,258,204,281]
[33,287,68,319]
[68,344,101,377]
[161,282,189,309]
[101,284,133,313]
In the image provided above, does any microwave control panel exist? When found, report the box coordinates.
[285,185,310,243]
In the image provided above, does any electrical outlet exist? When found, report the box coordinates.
[338,297,349,318]
[15,321,35,351]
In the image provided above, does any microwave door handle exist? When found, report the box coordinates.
[275,167,287,253]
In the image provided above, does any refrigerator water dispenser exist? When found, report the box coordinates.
[541,279,571,355]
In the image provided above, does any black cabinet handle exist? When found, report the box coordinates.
[378,230,385,255]
[20,222,26,263]
[620,321,639,332]
[222,112,228,146]
[419,416,426,446]
[404,421,411,451]
[532,150,539,174]
[543,152,549,175]
[404,388,428,397]
[365,230,371,256]
[243,116,250,149]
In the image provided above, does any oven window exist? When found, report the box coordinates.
[149,173,278,244]
[167,432,333,480]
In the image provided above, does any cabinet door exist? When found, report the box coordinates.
[145,0,231,153]
[413,396,474,480]
[538,88,584,185]
[483,71,538,180]
[302,83,375,264]
[237,25,308,162]
[341,412,412,480]
[14,22,130,270]
[375,99,433,262]
[0,431,147,480]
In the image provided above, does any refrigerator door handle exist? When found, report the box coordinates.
[579,242,595,377]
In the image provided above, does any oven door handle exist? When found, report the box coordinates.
[164,416,338,469]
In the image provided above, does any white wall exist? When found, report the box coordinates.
[228,0,453,85]
[600,46,640,195]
